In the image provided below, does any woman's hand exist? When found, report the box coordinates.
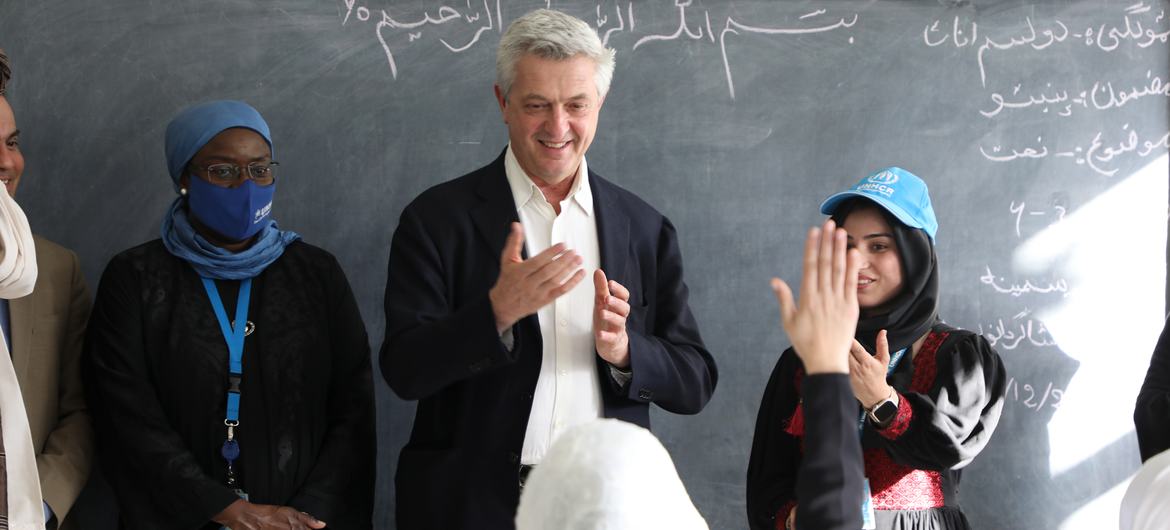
[771,220,861,374]
[849,329,894,408]
[213,499,326,530]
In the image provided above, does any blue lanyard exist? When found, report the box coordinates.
[858,347,907,435]
[201,277,252,487]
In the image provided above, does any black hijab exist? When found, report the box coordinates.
[830,197,939,355]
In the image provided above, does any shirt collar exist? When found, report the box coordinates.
[504,144,594,217]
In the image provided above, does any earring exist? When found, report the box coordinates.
[180,188,187,196]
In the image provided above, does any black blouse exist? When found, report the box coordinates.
[1136,316,1170,462]
[84,240,375,529]
[747,323,1006,530]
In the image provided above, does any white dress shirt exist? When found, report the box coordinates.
[503,145,605,465]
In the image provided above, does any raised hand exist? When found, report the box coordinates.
[770,219,861,374]
[593,269,631,368]
[489,222,587,333]
[849,329,894,408]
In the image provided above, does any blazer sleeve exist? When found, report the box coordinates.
[1136,316,1170,462]
[794,374,865,530]
[287,255,375,527]
[36,248,94,521]
[876,332,1008,471]
[746,350,802,530]
[621,217,717,414]
[380,203,519,401]
[84,257,239,525]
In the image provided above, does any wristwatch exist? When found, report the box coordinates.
[867,391,900,429]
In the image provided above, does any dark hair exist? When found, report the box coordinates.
[0,48,10,96]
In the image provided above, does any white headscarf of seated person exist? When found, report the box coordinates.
[1121,448,1170,530]
[515,419,708,530]
[0,45,43,529]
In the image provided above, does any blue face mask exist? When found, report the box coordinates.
[187,175,275,242]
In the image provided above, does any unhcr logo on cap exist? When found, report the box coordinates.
[818,166,939,241]
[867,170,899,185]
[855,169,898,197]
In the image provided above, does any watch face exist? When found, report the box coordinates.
[873,401,899,423]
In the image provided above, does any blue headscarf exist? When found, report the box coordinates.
[160,100,299,280]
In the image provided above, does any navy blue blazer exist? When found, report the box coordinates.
[380,151,717,530]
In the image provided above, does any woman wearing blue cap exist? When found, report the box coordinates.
[746,168,1007,530]
[84,101,374,529]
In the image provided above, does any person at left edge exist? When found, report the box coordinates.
[381,9,717,530]
[0,47,93,530]
[84,100,374,529]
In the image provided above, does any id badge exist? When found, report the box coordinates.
[861,478,876,530]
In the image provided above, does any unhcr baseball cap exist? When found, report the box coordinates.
[819,167,938,242]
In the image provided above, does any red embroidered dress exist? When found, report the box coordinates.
[746,324,1007,530]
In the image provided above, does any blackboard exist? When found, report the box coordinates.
[1,0,1168,528]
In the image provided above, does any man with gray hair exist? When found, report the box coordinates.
[381,8,717,529]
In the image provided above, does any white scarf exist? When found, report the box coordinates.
[515,419,708,530]
[0,189,41,530]
[1122,448,1170,530]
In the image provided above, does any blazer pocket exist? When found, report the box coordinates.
[627,303,650,333]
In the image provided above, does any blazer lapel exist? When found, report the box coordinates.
[591,171,630,285]
[470,151,523,262]
[8,289,36,382]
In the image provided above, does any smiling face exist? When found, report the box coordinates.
[495,53,602,186]
[0,97,24,197]
[842,205,905,312]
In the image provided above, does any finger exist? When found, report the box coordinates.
[799,227,821,299]
[771,278,796,327]
[295,511,327,530]
[547,269,587,299]
[501,222,525,263]
[532,251,583,285]
[597,309,626,332]
[876,329,891,365]
[831,226,848,296]
[603,293,631,318]
[596,329,621,347]
[524,242,571,272]
[849,340,870,363]
[593,269,609,309]
[607,278,631,302]
[817,219,836,295]
[844,247,861,307]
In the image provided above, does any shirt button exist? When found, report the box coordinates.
[559,318,567,327]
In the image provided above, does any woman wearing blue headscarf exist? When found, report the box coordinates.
[85,101,374,529]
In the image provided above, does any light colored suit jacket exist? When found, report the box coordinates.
[11,235,93,525]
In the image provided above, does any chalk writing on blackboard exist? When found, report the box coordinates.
[1004,377,1064,413]
[629,2,857,99]
[924,3,1170,87]
[980,266,1069,297]
[980,124,1169,176]
[341,0,503,79]
[979,310,1058,350]
[338,0,858,100]
[979,72,1170,118]
[1009,200,1067,238]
